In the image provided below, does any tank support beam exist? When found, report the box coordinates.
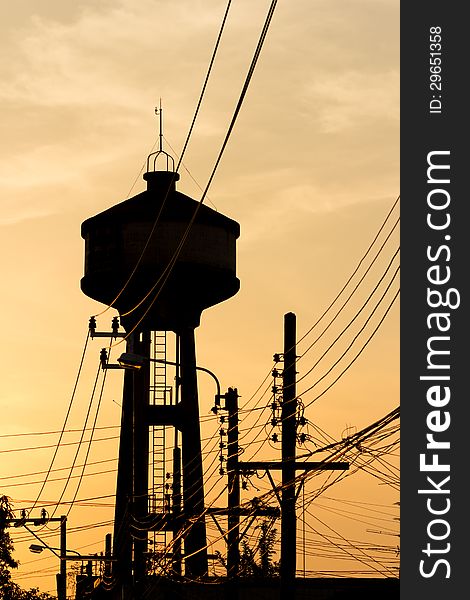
[179,327,208,577]
[132,331,151,589]
[113,346,134,594]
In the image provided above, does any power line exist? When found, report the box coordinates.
[111,0,279,343]
[94,0,234,319]
[0,434,119,455]
[62,356,111,519]
[300,287,400,408]
[0,457,117,482]
[297,196,399,348]
[28,331,91,513]
[296,241,400,366]
[296,257,399,387]
[48,360,104,518]
[0,425,119,440]
[237,195,399,419]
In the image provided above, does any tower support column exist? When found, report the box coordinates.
[179,327,208,577]
[132,331,151,587]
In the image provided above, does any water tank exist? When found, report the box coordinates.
[81,169,240,332]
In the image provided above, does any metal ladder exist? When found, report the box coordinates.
[149,330,172,572]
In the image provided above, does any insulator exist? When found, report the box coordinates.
[111,316,119,334]
[271,418,278,427]
[272,386,278,394]
[219,442,226,449]
[298,416,307,427]
[272,368,279,378]
[89,316,97,335]
[219,416,226,424]
[271,433,278,443]
[219,455,225,462]
[100,348,108,367]
[219,468,226,476]
[242,480,248,490]
[219,428,226,436]
[299,433,307,444]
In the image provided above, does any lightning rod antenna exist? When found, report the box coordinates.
[155,99,163,152]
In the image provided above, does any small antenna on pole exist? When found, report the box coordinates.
[147,100,176,175]
[155,99,163,152]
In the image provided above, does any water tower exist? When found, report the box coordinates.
[80,137,240,589]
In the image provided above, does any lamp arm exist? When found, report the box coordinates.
[24,525,61,559]
[150,358,221,398]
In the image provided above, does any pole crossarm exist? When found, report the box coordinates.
[266,470,282,505]
[6,517,64,526]
[62,555,117,562]
[237,461,349,471]
[206,506,280,517]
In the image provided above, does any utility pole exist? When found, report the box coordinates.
[90,318,132,596]
[226,387,240,578]
[237,312,349,600]
[281,312,297,593]
[113,364,133,594]
[132,331,151,589]
[104,533,112,579]
[172,444,182,576]
[209,388,278,597]
[172,334,183,577]
[6,514,68,600]
[60,515,67,600]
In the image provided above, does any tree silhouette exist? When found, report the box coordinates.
[239,520,280,577]
[1,495,55,600]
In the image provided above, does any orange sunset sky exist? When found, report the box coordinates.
[0,0,399,595]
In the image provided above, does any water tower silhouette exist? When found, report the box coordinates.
[81,143,240,586]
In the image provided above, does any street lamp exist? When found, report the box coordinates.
[116,351,223,401]
[29,544,81,558]
[28,543,115,562]
[29,544,51,554]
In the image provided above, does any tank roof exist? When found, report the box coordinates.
[81,185,240,239]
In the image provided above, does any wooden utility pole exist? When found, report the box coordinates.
[226,387,240,578]
[238,312,349,600]
[132,330,151,588]
[112,364,133,592]
[59,516,67,600]
[172,445,182,576]
[281,312,297,591]
[6,515,68,600]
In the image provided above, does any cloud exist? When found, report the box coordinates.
[0,1,259,193]
[0,0,399,225]
[0,209,53,227]
[303,69,399,133]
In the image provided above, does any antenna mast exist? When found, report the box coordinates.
[155,99,163,152]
